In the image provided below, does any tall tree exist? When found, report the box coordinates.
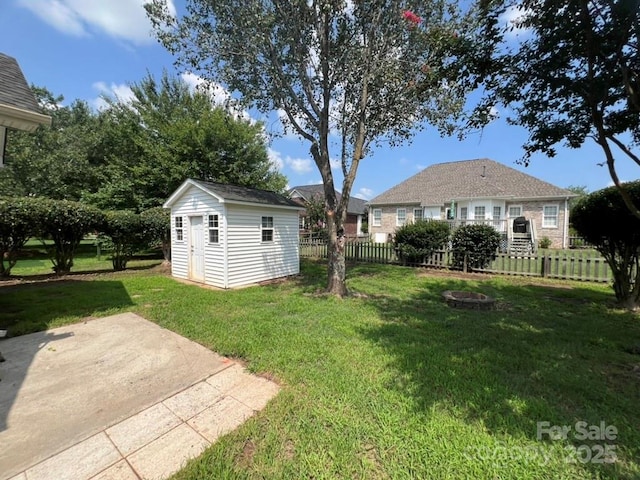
[480,0,640,218]
[90,72,287,210]
[1,88,102,199]
[146,0,496,295]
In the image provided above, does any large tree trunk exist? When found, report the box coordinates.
[326,209,348,296]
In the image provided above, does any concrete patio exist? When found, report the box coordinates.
[0,313,280,480]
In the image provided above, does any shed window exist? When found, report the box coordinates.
[208,214,219,243]
[174,216,183,241]
[396,208,407,226]
[372,209,382,227]
[543,205,559,228]
[262,216,274,242]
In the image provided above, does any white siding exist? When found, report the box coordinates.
[226,204,299,288]
[169,185,225,285]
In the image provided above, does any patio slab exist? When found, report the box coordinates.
[0,312,280,480]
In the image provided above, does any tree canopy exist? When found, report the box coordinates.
[481,0,640,217]
[1,89,102,199]
[1,76,287,211]
[88,73,287,210]
[146,0,498,295]
[571,181,640,309]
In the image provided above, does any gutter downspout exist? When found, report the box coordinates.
[563,197,569,249]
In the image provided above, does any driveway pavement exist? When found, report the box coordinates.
[0,313,280,480]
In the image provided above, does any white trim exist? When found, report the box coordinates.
[542,204,559,229]
[0,103,51,132]
[261,215,274,242]
[174,215,184,242]
[396,208,407,226]
[223,203,229,288]
[372,208,382,227]
[164,178,301,211]
[507,205,523,218]
[563,197,569,249]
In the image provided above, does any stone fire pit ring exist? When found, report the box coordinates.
[442,290,496,310]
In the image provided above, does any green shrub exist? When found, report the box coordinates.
[36,198,104,274]
[571,181,640,308]
[393,220,450,264]
[140,207,171,262]
[451,224,501,270]
[100,210,146,271]
[539,236,552,249]
[0,197,44,277]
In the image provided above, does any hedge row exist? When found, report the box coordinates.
[393,221,501,269]
[0,197,170,276]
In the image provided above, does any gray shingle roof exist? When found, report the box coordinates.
[192,179,301,208]
[0,53,41,113]
[370,158,576,206]
[288,184,368,214]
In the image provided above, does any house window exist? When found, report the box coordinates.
[372,209,382,227]
[174,216,183,241]
[543,205,559,228]
[413,208,423,222]
[261,216,274,242]
[460,207,468,220]
[474,206,486,220]
[208,214,219,243]
[508,206,522,218]
[493,206,502,229]
[396,208,407,226]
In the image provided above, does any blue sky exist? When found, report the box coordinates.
[1,0,637,200]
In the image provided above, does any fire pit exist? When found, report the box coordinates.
[442,290,496,310]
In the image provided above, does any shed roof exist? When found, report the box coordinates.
[370,158,576,206]
[164,179,302,209]
[288,184,368,214]
[0,53,51,132]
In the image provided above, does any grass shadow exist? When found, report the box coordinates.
[0,279,135,336]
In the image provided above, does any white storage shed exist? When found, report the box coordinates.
[164,179,302,289]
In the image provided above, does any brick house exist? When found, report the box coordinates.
[368,158,576,250]
[288,184,368,236]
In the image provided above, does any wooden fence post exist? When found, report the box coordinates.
[541,255,551,277]
[463,252,468,273]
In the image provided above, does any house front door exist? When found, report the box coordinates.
[189,216,205,282]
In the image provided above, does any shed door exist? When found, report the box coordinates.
[189,216,205,282]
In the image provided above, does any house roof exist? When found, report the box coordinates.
[288,184,368,215]
[164,178,302,209]
[369,158,576,206]
[0,53,51,132]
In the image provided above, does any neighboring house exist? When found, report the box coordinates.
[0,52,51,166]
[164,179,302,289]
[288,184,368,236]
[368,158,577,250]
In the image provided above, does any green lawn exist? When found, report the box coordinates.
[1,261,639,479]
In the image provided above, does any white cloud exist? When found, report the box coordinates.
[267,148,314,174]
[330,157,341,170]
[287,157,314,174]
[91,81,135,110]
[416,164,427,170]
[268,148,284,170]
[354,187,374,200]
[17,0,177,45]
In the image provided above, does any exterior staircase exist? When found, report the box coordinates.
[509,233,535,255]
